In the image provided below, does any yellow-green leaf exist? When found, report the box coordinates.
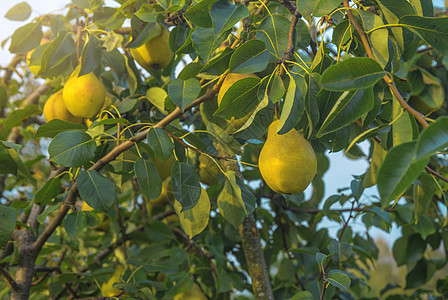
[174,187,210,238]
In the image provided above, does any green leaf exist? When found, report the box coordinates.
[184,0,219,28]
[217,171,246,228]
[0,147,17,175]
[174,187,210,238]
[7,148,36,188]
[64,212,87,239]
[4,2,31,21]
[317,88,374,137]
[77,170,116,212]
[36,203,60,224]
[171,161,201,211]
[127,20,162,48]
[399,16,448,56]
[296,0,318,22]
[236,177,256,214]
[191,27,225,62]
[40,32,76,78]
[277,76,305,134]
[321,58,385,91]
[416,116,448,160]
[9,22,42,54]
[359,10,389,68]
[73,0,102,9]
[49,130,96,167]
[79,33,101,76]
[377,0,417,57]
[134,4,163,23]
[313,0,341,17]
[35,177,61,206]
[377,141,429,207]
[0,206,16,249]
[210,0,249,36]
[229,40,269,74]
[168,78,201,112]
[290,291,314,300]
[147,127,175,162]
[325,270,351,291]
[134,158,162,201]
[145,87,167,113]
[35,119,87,138]
[0,105,39,139]
[214,77,261,120]
[256,15,290,58]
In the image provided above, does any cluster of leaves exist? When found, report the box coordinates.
[0,0,448,299]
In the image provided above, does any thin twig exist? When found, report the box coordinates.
[0,267,18,290]
[342,0,428,128]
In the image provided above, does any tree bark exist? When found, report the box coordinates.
[11,230,36,300]
[215,142,274,299]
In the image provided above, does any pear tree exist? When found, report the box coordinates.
[1,0,448,299]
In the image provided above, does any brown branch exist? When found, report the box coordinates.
[342,0,429,128]
[31,81,223,255]
[425,166,448,183]
[3,55,25,85]
[0,267,18,290]
[279,9,301,78]
[20,84,50,108]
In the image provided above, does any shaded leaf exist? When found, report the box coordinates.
[229,40,269,74]
[147,127,175,161]
[0,206,16,249]
[168,78,201,112]
[77,170,116,212]
[171,161,201,211]
[49,130,96,167]
[321,58,385,91]
[134,158,163,201]
[174,187,210,238]
[377,141,428,207]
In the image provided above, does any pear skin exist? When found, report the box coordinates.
[43,90,83,124]
[63,66,106,118]
[130,26,173,71]
[258,120,317,194]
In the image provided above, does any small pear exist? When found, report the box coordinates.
[217,73,259,130]
[258,120,317,194]
[43,90,83,124]
[130,25,173,71]
[63,66,106,118]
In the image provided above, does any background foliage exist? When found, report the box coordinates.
[1,0,448,299]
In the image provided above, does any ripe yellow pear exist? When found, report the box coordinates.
[258,120,317,194]
[130,25,173,71]
[173,283,207,300]
[63,66,106,118]
[43,90,83,124]
[198,154,219,185]
[217,73,259,130]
